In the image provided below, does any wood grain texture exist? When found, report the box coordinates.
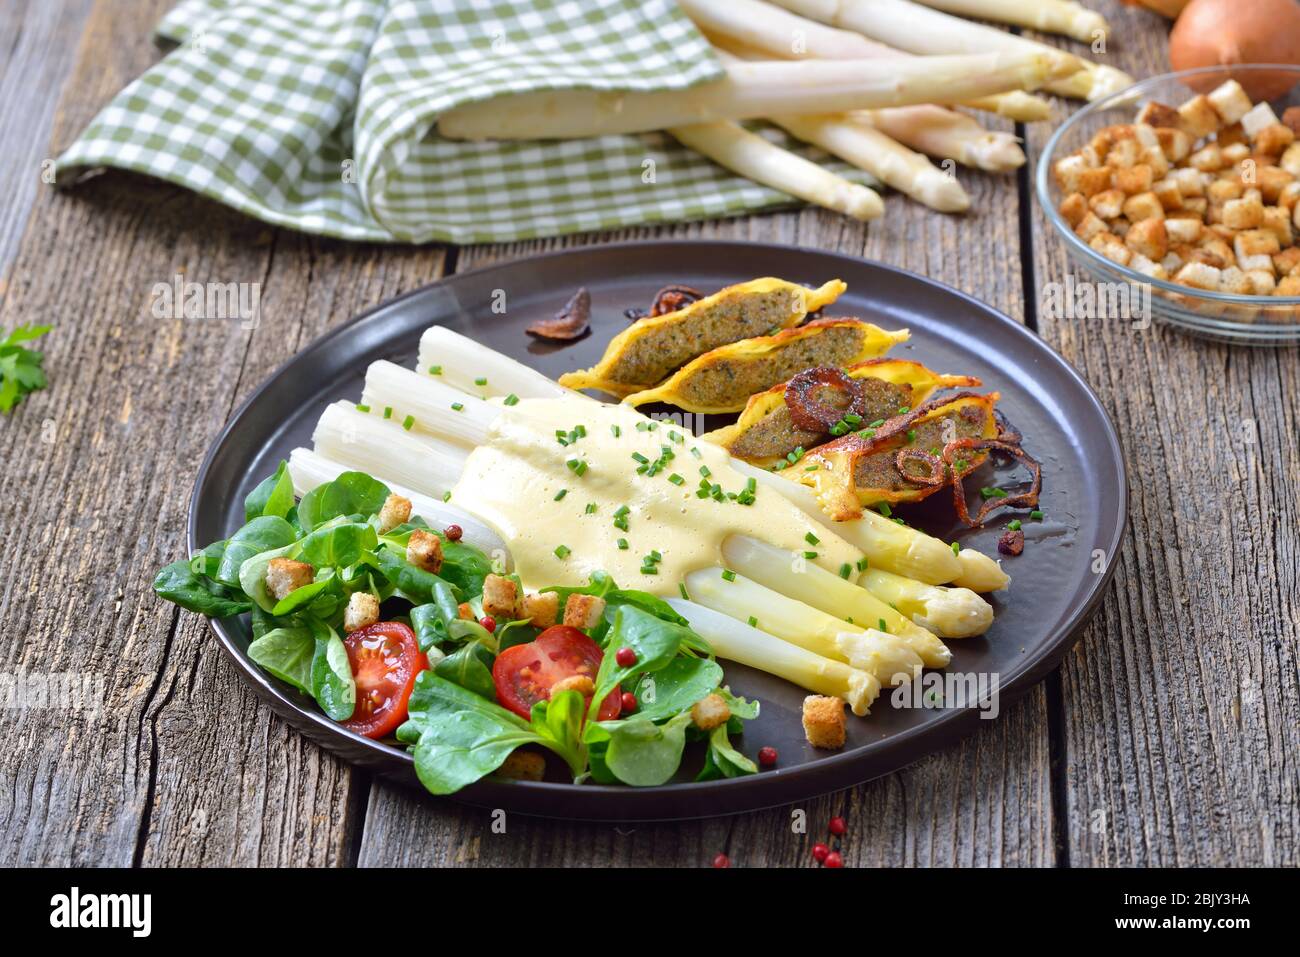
[1023,1,1300,866]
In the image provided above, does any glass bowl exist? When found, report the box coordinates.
[1037,64,1300,346]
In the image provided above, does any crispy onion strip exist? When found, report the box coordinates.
[943,437,1042,527]
[894,448,946,486]
[785,366,866,433]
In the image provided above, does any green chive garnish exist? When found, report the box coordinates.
[503,393,519,406]
[679,582,690,599]
[747,616,758,628]
[383,406,393,419]
[616,538,629,550]
[951,541,961,556]
[451,402,464,412]
[839,563,852,579]
[554,489,567,501]
[1031,510,1044,520]
[668,473,684,486]
[428,365,442,375]
[878,502,892,518]
[878,618,888,632]
[402,414,415,431]
[805,532,820,546]
[442,491,451,502]
[474,376,487,386]
[1008,519,1022,531]
[554,545,571,559]
[721,569,737,582]
[355,403,370,413]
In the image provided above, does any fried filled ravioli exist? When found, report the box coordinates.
[797,392,1000,521]
[622,319,909,413]
[558,277,845,398]
[704,358,981,468]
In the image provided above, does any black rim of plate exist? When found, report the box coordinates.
[188,239,1128,822]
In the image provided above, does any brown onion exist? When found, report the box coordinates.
[1170,0,1300,100]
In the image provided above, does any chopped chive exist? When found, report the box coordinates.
[616,538,629,550]
[584,502,598,515]
[678,582,690,600]
[383,406,393,419]
[553,489,567,501]
[503,393,519,406]
[747,615,758,628]
[635,421,649,432]
[805,531,820,546]
[566,458,588,476]
[554,544,571,559]
[428,365,442,375]
[451,402,464,412]
[803,551,818,560]
[442,491,451,502]
[857,428,876,439]
[868,419,885,428]
[906,428,916,442]
[745,478,756,493]
[1031,509,1044,520]
[669,430,683,444]
[640,565,659,575]
[951,541,961,556]
[611,424,621,438]
[878,618,888,632]
[856,557,868,572]
[842,412,862,425]
[631,452,649,464]
[474,376,487,386]
[839,563,852,579]
[402,414,415,431]
[355,403,370,413]
[649,550,662,561]
[614,504,630,517]
[877,502,892,518]
[690,447,702,459]
[721,569,737,582]
[668,473,685,486]
[893,517,906,526]
[804,465,819,472]
[898,406,910,414]
[699,465,712,478]
[773,461,787,471]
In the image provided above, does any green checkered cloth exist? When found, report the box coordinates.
[57,0,874,244]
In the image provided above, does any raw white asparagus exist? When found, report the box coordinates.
[766,0,1131,101]
[859,566,993,637]
[362,360,500,448]
[687,0,1050,122]
[721,535,951,665]
[854,108,1026,173]
[668,121,884,220]
[417,325,569,401]
[668,598,880,714]
[912,0,1109,42]
[770,113,969,212]
[287,446,509,560]
[437,53,1076,140]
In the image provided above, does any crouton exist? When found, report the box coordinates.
[376,493,412,534]
[1199,236,1236,267]
[1074,211,1108,242]
[1156,127,1192,163]
[1091,233,1132,266]
[482,573,522,620]
[1141,146,1171,178]
[1107,137,1142,170]
[1122,191,1165,223]
[1188,143,1224,172]
[265,558,313,602]
[1220,143,1252,167]
[1256,123,1296,158]
[1162,250,1186,274]
[1247,270,1277,295]
[1183,196,1208,216]
[1281,182,1300,211]
[1218,266,1253,295]
[406,529,443,574]
[1059,191,1089,227]
[1178,94,1221,139]
[1207,177,1244,204]
[1274,247,1300,276]
[1126,217,1169,261]
[1217,123,1247,148]
[1236,229,1281,260]
[1257,165,1295,204]
[1295,200,1300,231]
[1281,143,1300,177]
[1170,166,1206,197]
[1089,188,1126,219]
[1223,194,1265,230]
[1283,106,1300,136]
[495,750,546,782]
[562,593,606,631]
[1113,164,1154,195]
[802,695,847,750]
[1153,178,1183,211]
[1076,166,1114,198]
[522,591,559,628]
[691,693,732,731]
[1278,274,1300,296]
[1134,124,1160,149]
[1175,261,1224,291]
[1206,80,1253,126]
[344,591,380,633]
[1137,100,1181,129]
[1262,206,1295,247]
[1165,216,1203,244]
[1053,154,1088,192]
[551,674,595,696]
[1242,102,1280,140]
[1128,252,1169,281]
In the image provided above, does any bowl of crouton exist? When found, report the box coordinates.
[1038,64,1300,344]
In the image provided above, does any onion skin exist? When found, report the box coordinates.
[1169,0,1300,100]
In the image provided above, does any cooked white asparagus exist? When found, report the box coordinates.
[854,108,1026,173]
[686,0,1050,122]
[417,325,569,401]
[313,402,468,497]
[362,360,500,448]
[667,598,880,714]
[436,53,1076,140]
[668,121,884,220]
[912,0,1109,42]
[952,547,1010,592]
[859,566,993,637]
[765,0,1131,102]
[720,535,951,665]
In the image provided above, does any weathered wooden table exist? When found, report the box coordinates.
[1,0,1295,868]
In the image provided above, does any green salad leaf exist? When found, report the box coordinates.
[247,624,315,694]
[633,656,724,722]
[0,324,52,414]
[153,559,251,617]
[601,712,694,787]
[216,515,299,586]
[244,460,296,522]
[297,471,390,532]
[310,622,355,721]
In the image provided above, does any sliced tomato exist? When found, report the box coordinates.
[492,625,620,721]
[342,621,430,739]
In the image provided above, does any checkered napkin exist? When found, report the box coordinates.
[55,0,875,244]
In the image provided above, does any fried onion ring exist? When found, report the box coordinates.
[943,437,1043,527]
[528,287,591,340]
[784,366,866,433]
[894,448,947,486]
[649,284,703,317]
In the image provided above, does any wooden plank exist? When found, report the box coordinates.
[359,192,1056,867]
[0,0,448,865]
[1024,1,1300,865]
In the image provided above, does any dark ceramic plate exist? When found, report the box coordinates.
[190,240,1126,821]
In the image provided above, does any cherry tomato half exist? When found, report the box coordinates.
[342,621,429,739]
[491,625,621,721]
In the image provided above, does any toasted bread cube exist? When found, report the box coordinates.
[1126,217,1168,261]
[1059,191,1089,227]
[1171,167,1206,197]
[1080,143,1105,168]
[1134,124,1160,149]
[1141,147,1171,178]
[1175,261,1224,290]
[1088,126,1119,156]
[1295,200,1300,231]
[1281,182,1300,211]
[266,558,313,602]
[1185,244,1227,269]
[1257,165,1295,204]
[376,493,412,534]
[1076,166,1114,198]
[1165,216,1203,244]
[1156,127,1192,162]
[1089,188,1126,219]
[1137,100,1181,129]
[1053,154,1089,192]
[1189,143,1225,172]
[1218,123,1248,148]
[1283,106,1300,136]
[1220,142,1251,166]
[343,591,380,633]
[1256,123,1296,158]
[1281,143,1300,177]
[1184,196,1209,216]
[1278,274,1300,296]
[691,693,732,731]
[1091,233,1132,266]
[1207,79,1254,126]
[1107,137,1142,170]
[1122,191,1164,223]
[1074,211,1109,242]
[1162,250,1186,273]
[1274,247,1300,276]
[522,591,559,628]
[1200,235,1236,266]
[1206,201,1225,225]
[1178,94,1222,139]
[1218,266,1253,295]
[1223,194,1265,229]
[1242,102,1281,139]
[1110,216,1132,238]
[1262,205,1294,246]
[495,750,546,782]
[802,695,847,750]
[1236,229,1282,259]
[1113,164,1154,195]
[406,528,443,574]
[562,593,606,631]
[482,573,522,620]
[1247,270,1278,295]
[1152,178,1183,211]
[1129,252,1169,281]
[1208,177,1244,203]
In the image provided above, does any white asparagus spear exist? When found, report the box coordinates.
[436,53,1076,140]
[417,325,569,401]
[287,447,509,560]
[911,0,1109,42]
[859,566,993,637]
[363,360,500,448]
[854,108,1026,173]
[667,121,884,220]
[952,547,1010,592]
[668,598,880,714]
[766,0,1130,102]
[313,402,468,497]
[685,0,1049,122]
